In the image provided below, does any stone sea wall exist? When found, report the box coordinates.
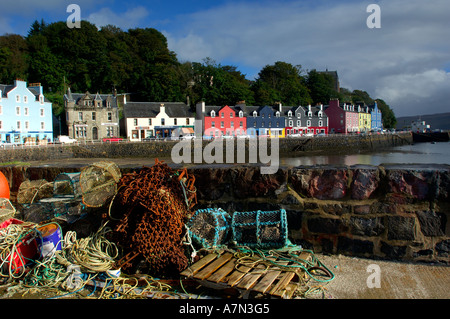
[1,160,448,264]
[0,132,412,163]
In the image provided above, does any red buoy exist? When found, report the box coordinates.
[0,171,10,199]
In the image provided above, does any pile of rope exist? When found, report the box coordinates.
[106,159,197,277]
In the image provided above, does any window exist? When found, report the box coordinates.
[239,121,243,128]
[319,120,323,127]
[211,111,216,118]
[276,111,280,117]
[253,111,257,117]
[174,118,177,125]
[221,112,224,118]
[186,118,190,125]
[25,121,29,129]
[0,106,2,115]
[297,120,301,126]
[41,122,45,130]
[261,121,265,127]
[92,112,96,121]
[108,112,112,121]
[239,111,243,118]
[107,101,111,108]
[0,121,2,129]
[148,118,152,125]
[161,118,165,125]
[24,108,29,116]
[24,96,28,103]
[220,121,224,128]
[318,111,323,118]
[307,120,311,127]
[230,122,234,128]
[17,121,21,129]
[288,111,292,117]
[308,111,312,117]
[211,121,215,128]
[230,112,233,118]
[39,96,44,104]
[133,119,138,126]
[40,108,44,117]
[16,106,20,116]
[16,95,20,102]
[297,113,301,118]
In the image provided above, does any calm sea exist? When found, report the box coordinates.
[280,141,450,167]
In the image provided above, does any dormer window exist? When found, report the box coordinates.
[318,111,323,118]
[253,111,257,117]
[211,110,216,118]
[308,111,312,118]
[288,111,292,117]
[239,111,243,118]
[275,111,280,117]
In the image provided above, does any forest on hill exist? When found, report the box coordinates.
[0,20,396,128]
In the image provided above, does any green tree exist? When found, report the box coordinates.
[252,61,312,106]
[306,69,339,105]
[0,34,28,83]
[190,58,254,106]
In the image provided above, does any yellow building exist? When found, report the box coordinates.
[358,105,372,133]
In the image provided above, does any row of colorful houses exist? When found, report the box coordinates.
[124,99,382,141]
[0,80,383,145]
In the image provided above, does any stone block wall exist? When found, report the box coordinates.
[1,161,448,263]
[190,164,449,263]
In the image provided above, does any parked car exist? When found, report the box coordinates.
[55,135,77,144]
[102,137,123,142]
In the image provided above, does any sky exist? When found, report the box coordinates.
[1,0,449,117]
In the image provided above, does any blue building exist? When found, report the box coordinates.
[246,105,286,137]
[0,80,53,144]
[370,102,383,131]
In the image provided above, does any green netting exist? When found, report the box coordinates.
[231,209,288,249]
[187,208,230,248]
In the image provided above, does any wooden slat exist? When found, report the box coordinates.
[180,253,217,277]
[280,282,298,299]
[226,262,254,287]
[252,259,289,293]
[194,253,233,280]
[207,258,236,283]
[269,269,296,296]
[236,262,267,290]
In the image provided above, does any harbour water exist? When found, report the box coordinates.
[281,141,450,167]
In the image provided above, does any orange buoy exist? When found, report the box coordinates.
[0,171,10,199]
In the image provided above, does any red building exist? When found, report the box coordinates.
[202,104,247,138]
[325,99,359,134]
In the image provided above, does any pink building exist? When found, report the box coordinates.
[325,99,359,134]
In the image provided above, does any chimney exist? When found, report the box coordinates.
[196,101,205,120]
[160,103,165,114]
[123,94,126,105]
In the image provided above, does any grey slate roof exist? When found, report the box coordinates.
[124,102,194,118]
[64,91,117,108]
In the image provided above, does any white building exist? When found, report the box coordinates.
[123,101,194,140]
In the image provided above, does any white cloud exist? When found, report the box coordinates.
[87,6,150,30]
[165,0,450,116]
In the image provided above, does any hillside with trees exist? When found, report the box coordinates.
[0,20,396,128]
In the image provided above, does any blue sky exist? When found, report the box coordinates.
[1,0,450,117]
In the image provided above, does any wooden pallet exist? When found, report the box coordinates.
[180,251,312,299]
